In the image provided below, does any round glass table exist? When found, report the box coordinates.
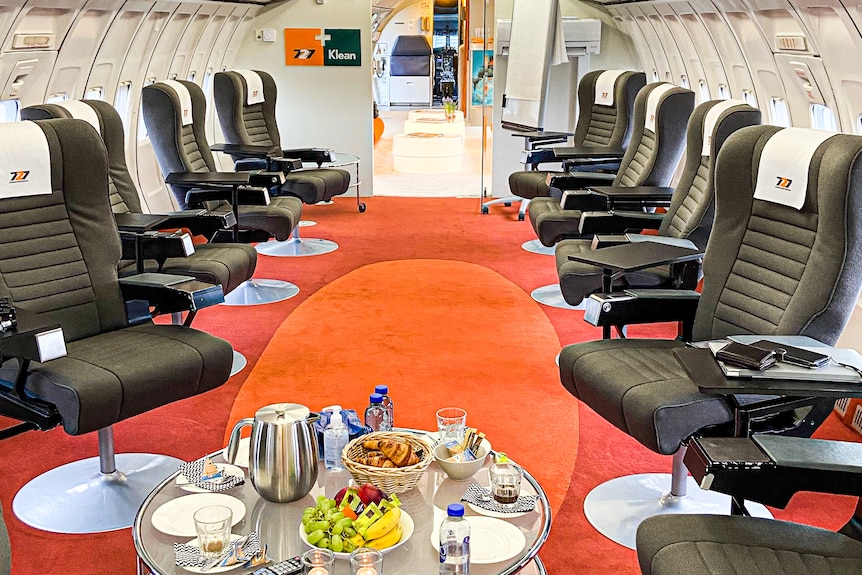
[298,152,365,213]
[133,431,550,575]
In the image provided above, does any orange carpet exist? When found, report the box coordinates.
[226,259,579,512]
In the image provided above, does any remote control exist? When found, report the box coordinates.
[252,556,302,575]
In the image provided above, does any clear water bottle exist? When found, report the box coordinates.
[374,385,394,428]
[364,393,391,431]
[439,503,470,574]
[323,410,348,471]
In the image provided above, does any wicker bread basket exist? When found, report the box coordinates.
[342,431,434,493]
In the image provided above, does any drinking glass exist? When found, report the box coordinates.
[193,505,232,558]
[436,407,467,445]
[302,548,335,575]
[349,547,384,575]
[489,461,523,508]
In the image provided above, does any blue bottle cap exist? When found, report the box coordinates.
[369,393,383,403]
[375,385,389,395]
[447,503,465,517]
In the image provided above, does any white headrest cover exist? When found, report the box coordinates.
[161,80,194,126]
[701,99,744,157]
[0,122,52,199]
[594,70,624,106]
[236,70,265,106]
[56,100,101,134]
[644,83,676,133]
[754,127,834,210]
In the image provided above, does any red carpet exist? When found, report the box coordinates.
[0,197,857,575]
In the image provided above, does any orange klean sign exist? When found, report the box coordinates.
[284,28,361,67]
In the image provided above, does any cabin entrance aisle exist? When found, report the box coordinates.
[373,108,492,198]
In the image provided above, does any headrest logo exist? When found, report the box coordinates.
[601,91,608,99]
[650,113,655,123]
[9,170,29,183]
[252,89,259,97]
[775,176,793,190]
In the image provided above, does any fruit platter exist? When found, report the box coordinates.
[299,483,414,559]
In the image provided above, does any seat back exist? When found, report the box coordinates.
[573,70,646,150]
[389,35,432,76]
[694,126,862,344]
[613,83,695,188]
[142,80,216,207]
[659,100,761,250]
[213,70,281,161]
[21,101,142,216]
[0,119,127,342]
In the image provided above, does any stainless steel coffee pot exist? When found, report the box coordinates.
[226,403,319,503]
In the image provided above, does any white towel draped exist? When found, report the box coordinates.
[161,80,194,126]
[0,122,53,199]
[57,101,101,134]
[701,99,744,157]
[644,83,676,133]
[754,127,835,210]
[236,70,265,105]
[594,70,624,106]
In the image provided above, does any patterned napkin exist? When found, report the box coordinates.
[461,484,537,514]
[178,457,244,492]
[174,531,264,569]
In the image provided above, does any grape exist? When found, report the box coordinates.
[307,529,326,545]
[303,495,357,551]
[330,534,344,553]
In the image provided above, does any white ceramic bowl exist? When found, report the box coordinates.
[434,439,491,481]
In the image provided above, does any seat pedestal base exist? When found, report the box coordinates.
[231,350,247,376]
[13,453,182,534]
[584,473,772,549]
[222,279,299,306]
[256,237,339,257]
[522,240,555,255]
[531,284,586,310]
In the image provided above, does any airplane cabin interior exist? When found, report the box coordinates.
[2,1,862,574]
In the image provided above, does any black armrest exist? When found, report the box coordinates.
[587,186,675,209]
[248,171,286,187]
[578,211,665,235]
[119,230,195,265]
[185,186,270,207]
[159,207,238,238]
[210,143,276,159]
[114,213,171,233]
[282,147,335,165]
[560,190,607,211]
[554,145,625,160]
[511,130,572,145]
[166,171,251,187]
[684,435,862,509]
[591,234,630,249]
[119,273,224,316]
[550,172,617,191]
[583,289,701,337]
[270,157,303,172]
[0,308,65,363]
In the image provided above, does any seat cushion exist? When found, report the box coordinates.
[556,239,670,306]
[637,515,862,575]
[528,198,585,247]
[238,195,303,241]
[281,168,351,204]
[509,171,552,200]
[118,243,257,295]
[3,324,232,435]
[559,339,735,454]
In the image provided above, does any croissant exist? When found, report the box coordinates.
[378,439,413,467]
[362,439,383,451]
[359,450,390,467]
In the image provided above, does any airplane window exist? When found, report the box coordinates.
[742,90,757,107]
[0,100,19,123]
[810,104,838,132]
[187,71,196,82]
[718,84,730,99]
[115,82,131,131]
[138,102,148,141]
[770,97,791,127]
[46,93,67,104]
[698,80,710,102]
[680,75,690,89]
[85,87,104,100]
[652,69,659,82]
[203,71,213,97]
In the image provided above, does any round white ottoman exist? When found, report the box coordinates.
[392,133,464,174]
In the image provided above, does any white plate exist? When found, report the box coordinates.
[466,502,529,519]
[222,437,250,468]
[176,464,246,493]
[431,516,526,564]
[299,510,414,559]
[181,534,244,573]
[151,493,246,537]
